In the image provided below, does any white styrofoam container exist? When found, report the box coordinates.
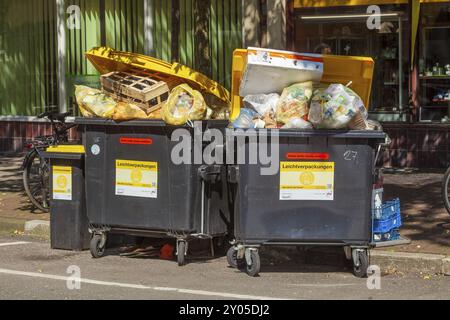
[239,47,324,97]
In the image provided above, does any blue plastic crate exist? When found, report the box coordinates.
[373,199,402,234]
[374,229,400,242]
[373,212,402,233]
[381,199,401,220]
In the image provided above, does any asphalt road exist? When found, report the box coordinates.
[0,236,448,300]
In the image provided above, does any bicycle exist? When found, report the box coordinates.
[22,111,77,212]
[442,168,450,216]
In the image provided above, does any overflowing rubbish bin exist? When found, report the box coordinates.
[226,130,385,277]
[74,118,231,265]
[76,118,231,265]
[225,48,388,277]
[71,47,235,265]
[44,146,90,251]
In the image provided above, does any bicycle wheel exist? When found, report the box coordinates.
[23,150,50,213]
[442,167,450,216]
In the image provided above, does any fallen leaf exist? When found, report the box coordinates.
[382,266,398,276]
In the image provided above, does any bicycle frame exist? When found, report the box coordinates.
[21,114,77,169]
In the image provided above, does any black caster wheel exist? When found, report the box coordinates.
[226,247,244,269]
[245,250,261,277]
[177,241,187,267]
[353,250,369,278]
[90,234,106,259]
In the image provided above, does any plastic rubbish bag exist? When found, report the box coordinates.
[204,95,231,120]
[232,108,259,129]
[147,108,162,119]
[309,84,365,129]
[206,106,230,120]
[75,85,116,119]
[113,102,148,121]
[366,119,383,131]
[276,82,313,124]
[75,86,96,117]
[281,117,313,129]
[162,84,207,125]
[243,93,280,116]
[348,108,368,130]
[262,112,277,129]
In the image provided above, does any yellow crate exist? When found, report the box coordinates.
[231,49,375,120]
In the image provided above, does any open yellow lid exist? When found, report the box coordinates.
[85,47,231,108]
[231,49,374,120]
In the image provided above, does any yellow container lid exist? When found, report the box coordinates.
[85,47,231,109]
[321,54,375,109]
[46,145,85,154]
[231,49,374,120]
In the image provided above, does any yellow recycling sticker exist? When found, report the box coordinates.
[280,162,334,201]
[53,166,72,201]
[115,160,158,199]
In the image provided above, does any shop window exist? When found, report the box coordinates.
[418,3,450,123]
[294,4,410,122]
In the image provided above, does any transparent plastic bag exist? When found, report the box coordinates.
[281,117,313,129]
[231,108,259,129]
[276,82,313,124]
[243,93,280,116]
[309,84,365,129]
[75,85,116,119]
[162,84,207,125]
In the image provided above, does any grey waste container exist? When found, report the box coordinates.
[75,118,232,266]
[44,148,90,251]
[226,129,386,277]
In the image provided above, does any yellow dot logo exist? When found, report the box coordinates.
[130,169,143,183]
[300,172,315,186]
[56,175,68,189]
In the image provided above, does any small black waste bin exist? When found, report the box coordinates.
[44,146,90,251]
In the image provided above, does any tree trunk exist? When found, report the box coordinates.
[194,0,211,77]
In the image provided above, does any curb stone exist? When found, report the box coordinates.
[442,258,450,276]
[371,251,447,275]
[24,220,50,239]
[0,218,25,233]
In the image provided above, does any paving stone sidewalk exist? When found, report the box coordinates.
[383,170,449,256]
[0,155,49,235]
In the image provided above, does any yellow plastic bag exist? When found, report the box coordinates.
[113,102,148,121]
[162,84,207,125]
[75,85,116,119]
[75,86,96,117]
